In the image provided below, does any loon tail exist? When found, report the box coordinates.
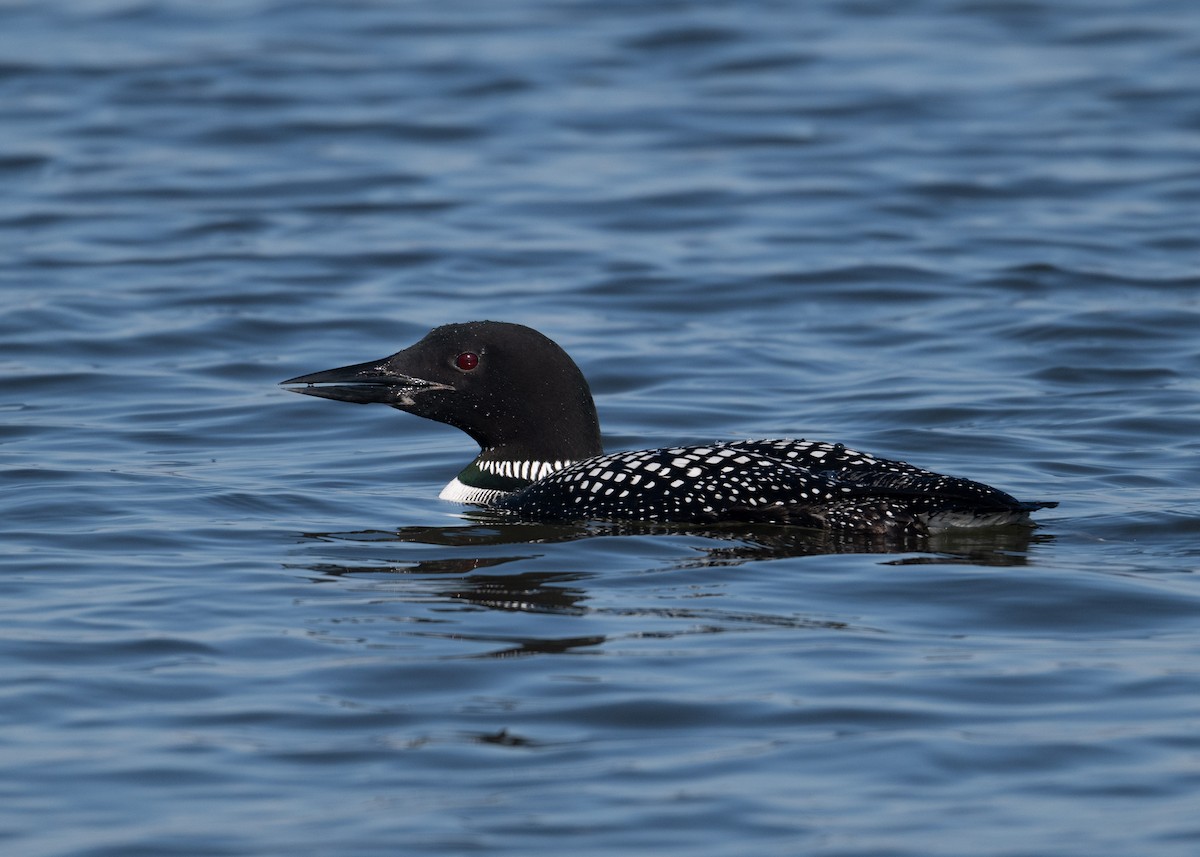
[1017,500,1059,512]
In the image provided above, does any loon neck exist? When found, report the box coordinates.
[439,451,581,505]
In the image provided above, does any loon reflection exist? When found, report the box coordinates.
[289,522,1050,658]
[298,516,1051,578]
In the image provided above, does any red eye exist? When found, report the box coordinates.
[455,351,479,371]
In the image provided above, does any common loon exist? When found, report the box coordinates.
[281,321,1055,536]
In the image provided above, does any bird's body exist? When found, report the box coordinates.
[282,321,1054,537]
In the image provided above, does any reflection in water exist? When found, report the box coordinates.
[301,515,1051,574]
[468,728,542,748]
[292,520,1051,623]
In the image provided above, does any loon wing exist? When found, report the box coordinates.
[724,438,1056,529]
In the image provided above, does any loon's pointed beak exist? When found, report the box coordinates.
[280,357,450,406]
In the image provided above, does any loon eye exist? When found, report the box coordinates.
[455,351,480,371]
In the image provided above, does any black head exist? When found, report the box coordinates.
[281,321,603,462]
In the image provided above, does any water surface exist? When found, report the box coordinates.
[3,1,1200,855]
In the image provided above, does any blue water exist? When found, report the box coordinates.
[4,1,1200,855]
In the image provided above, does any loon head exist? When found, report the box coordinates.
[281,321,603,465]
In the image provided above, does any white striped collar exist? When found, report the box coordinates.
[438,458,574,506]
[475,458,572,483]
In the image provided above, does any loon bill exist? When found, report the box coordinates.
[281,320,1056,536]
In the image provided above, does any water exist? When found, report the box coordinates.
[3,1,1200,854]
